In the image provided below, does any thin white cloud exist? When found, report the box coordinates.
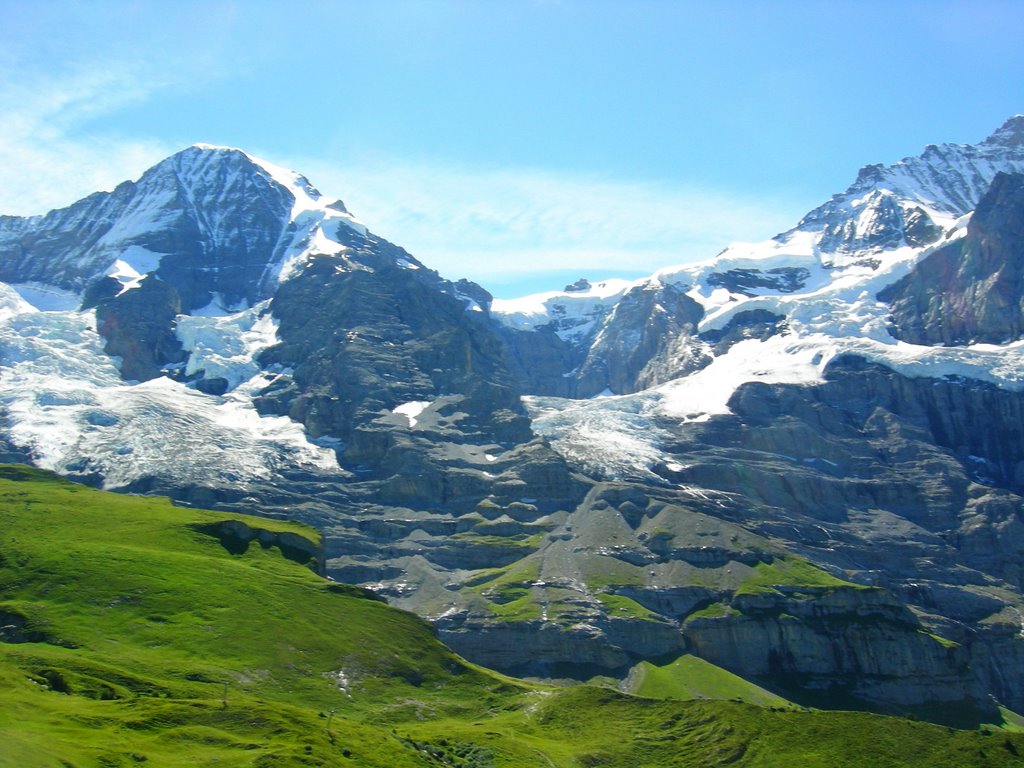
[293,158,803,287]
[0,65,176,216]
[0,66,804,296]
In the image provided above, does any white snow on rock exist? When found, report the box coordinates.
[492,279,635,341]
[393,400,432,428]
[105,245,167,293]
[0,301,340,490]
[176,301,280,391]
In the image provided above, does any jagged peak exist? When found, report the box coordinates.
[157,144,264,176]
[153,144,323,204]
[981,115,1024,148]
[189,142,246,153]
[166,144,255,167]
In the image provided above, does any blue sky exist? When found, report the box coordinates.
[1,0,1022,296]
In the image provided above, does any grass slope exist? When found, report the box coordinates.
[624,654,792,707]
[1,464,1022,767]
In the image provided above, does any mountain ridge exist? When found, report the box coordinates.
[4,119,1024,714]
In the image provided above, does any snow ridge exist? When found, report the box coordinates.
[784,116,1024,254]
[0,145,371,313]
[513,119,1024,480]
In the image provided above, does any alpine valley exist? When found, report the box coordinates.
[5,117,1024,729]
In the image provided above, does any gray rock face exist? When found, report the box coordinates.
[498,325,579,398]
[700,309,788,355]
[880,172,1024,345]
[684,586,981,708]
[500,281,710,398]
[707,267,810,295]
[94,275,185,382]
[438,610,685,677]
[646,355,1024,709]
[255,236,543,458]
[575,282,708,396]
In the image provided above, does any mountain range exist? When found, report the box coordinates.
[4,117,1024,719]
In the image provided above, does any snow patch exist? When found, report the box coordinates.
[106,245,165,291]
[8,283,80,312]
[0,307,340,490]
[176,302,280,391]
[393,400,431,427]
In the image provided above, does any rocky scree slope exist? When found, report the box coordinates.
[4,123,1024,715]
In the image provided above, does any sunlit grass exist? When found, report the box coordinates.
[2,464,1022,767]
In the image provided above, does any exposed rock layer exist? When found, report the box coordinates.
[881,172,1024,345]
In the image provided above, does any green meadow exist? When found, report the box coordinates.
[1,464,1021,767]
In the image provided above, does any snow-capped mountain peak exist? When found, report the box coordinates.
[783,118,1024,256]
[980,114,1024,148]
[492,120,1024,482]
[183,144,325,216]
[0,145,369,314]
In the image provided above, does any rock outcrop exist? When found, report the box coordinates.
[683,586,982,709]
[94,275,186,382]
[499,280,710,398]
[880,172,1024,345]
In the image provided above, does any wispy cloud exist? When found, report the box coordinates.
[0,64,176,216]
[0,65,803,297]
[296,158,803,291]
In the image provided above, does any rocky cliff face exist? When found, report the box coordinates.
[683,586,981,709]
[499,280,713,398]
[880,171,1024,345]
[94,275,186,382]
[638,355,1024,709]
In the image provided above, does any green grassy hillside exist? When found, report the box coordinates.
[1,464,1022,767]
[623,654,792,707]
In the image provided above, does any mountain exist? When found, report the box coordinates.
[493,115,1024,398]
[0,145,366,312]
[4,120,1024,718]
